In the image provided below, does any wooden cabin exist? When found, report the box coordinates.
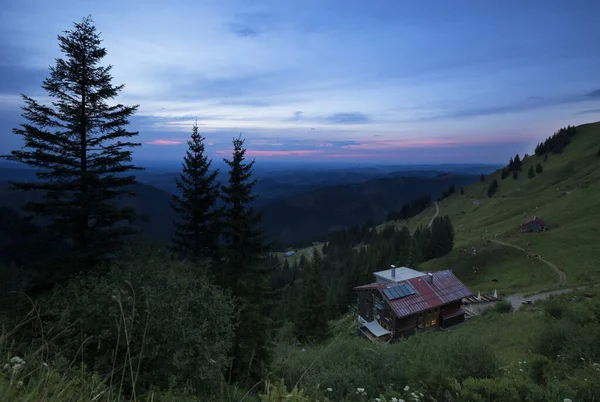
[354,266,471,342]
[521,216,548,232]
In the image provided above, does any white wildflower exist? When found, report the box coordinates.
[391,398,398,402]
[404,385,410,391]
[12,364,23,372]
[327,388,332,392]
[519,368,524,372]
[564,399,573,402]
[42,362,49,368]
[10,357,24,365]
[523,360,527,363]
[399,400,405,402]
[419,393,424,397]
[580,357,585,361]
[375,398,381,402]
[411,392,417,397]
[518,361,522,364]
[3,364,9,371]
[357,388,365,392]
[16,381,23,389]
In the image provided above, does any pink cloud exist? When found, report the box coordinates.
[146,139,184,145]
[215,149,325,157]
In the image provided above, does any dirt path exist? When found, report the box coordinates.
[505,288,577,310]
[428,202,439,228]
[491,239,567,285]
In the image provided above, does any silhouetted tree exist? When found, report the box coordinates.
[295,248,328,343]
[501,168,509,180]
[512,171,519,180]
[171,122,221,260]
[536,162,543,174]
[513,154,522,171]
[487,179,499,197]
[460,188,465,195]
[1,16,142,273]
[220,135,273,384]
[544,153,548,162]
[528,165,536,178]
[508,157,515,171]
[425,216,454,260]
[480,174,485,182]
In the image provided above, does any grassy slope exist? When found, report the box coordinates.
[383,121,600,295]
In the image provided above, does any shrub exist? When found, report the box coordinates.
[38,247,236,395]
[481,300,513,316]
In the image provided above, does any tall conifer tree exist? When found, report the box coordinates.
[171,122,221,260]
[295,248,328,343]
[1,16,142,270]
[220,135,273,384]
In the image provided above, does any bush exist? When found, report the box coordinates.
[37,247,236,395]
[483,300,513,314]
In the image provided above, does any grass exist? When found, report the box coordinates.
[385,121,600,294]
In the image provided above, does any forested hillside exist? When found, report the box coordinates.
[261,173,477,245]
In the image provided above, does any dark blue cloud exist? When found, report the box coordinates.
[416,90,598,122]
[586,89,600,98]
[575,108,600,115]
[229,23,260,37]
[324,112,370,124]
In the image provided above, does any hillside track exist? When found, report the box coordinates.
[428,202,439,228]
[491,239,567,285]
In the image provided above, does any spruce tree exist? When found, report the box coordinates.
[508,157,515,171]
[512,170,519,180]
[501,168,509,180]
[514,154,522,171]
[1,16,141,271]
[295,248,328,343]
[220,135,273,384]
[487,178,499,197]
[536,162,543,174]
[528,165,536,178]
[171,122,221,260]
[544,153,548,162]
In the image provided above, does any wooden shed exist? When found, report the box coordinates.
[521,216,548,232]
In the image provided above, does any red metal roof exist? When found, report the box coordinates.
[523,216,547,227]
[354,270,472,319]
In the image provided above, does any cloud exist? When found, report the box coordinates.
[146,139,184,145]
[324,112,370,124]
[228,23,260,37]
[575,108,600,115]
[415,90,597,122]
[586,89,600,98]
[284,111,304,122]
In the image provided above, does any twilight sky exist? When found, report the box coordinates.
[1,0,599,165]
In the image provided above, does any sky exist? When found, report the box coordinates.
[1,0,599,165]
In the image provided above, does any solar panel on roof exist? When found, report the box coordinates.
[384,282,417,300]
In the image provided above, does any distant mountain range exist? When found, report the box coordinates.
[0,164,486,259]
[260,173,479,244]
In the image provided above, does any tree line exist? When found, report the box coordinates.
[534,125,577,156]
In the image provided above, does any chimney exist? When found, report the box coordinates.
[390,264,396,278]
[427,273,434,284]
